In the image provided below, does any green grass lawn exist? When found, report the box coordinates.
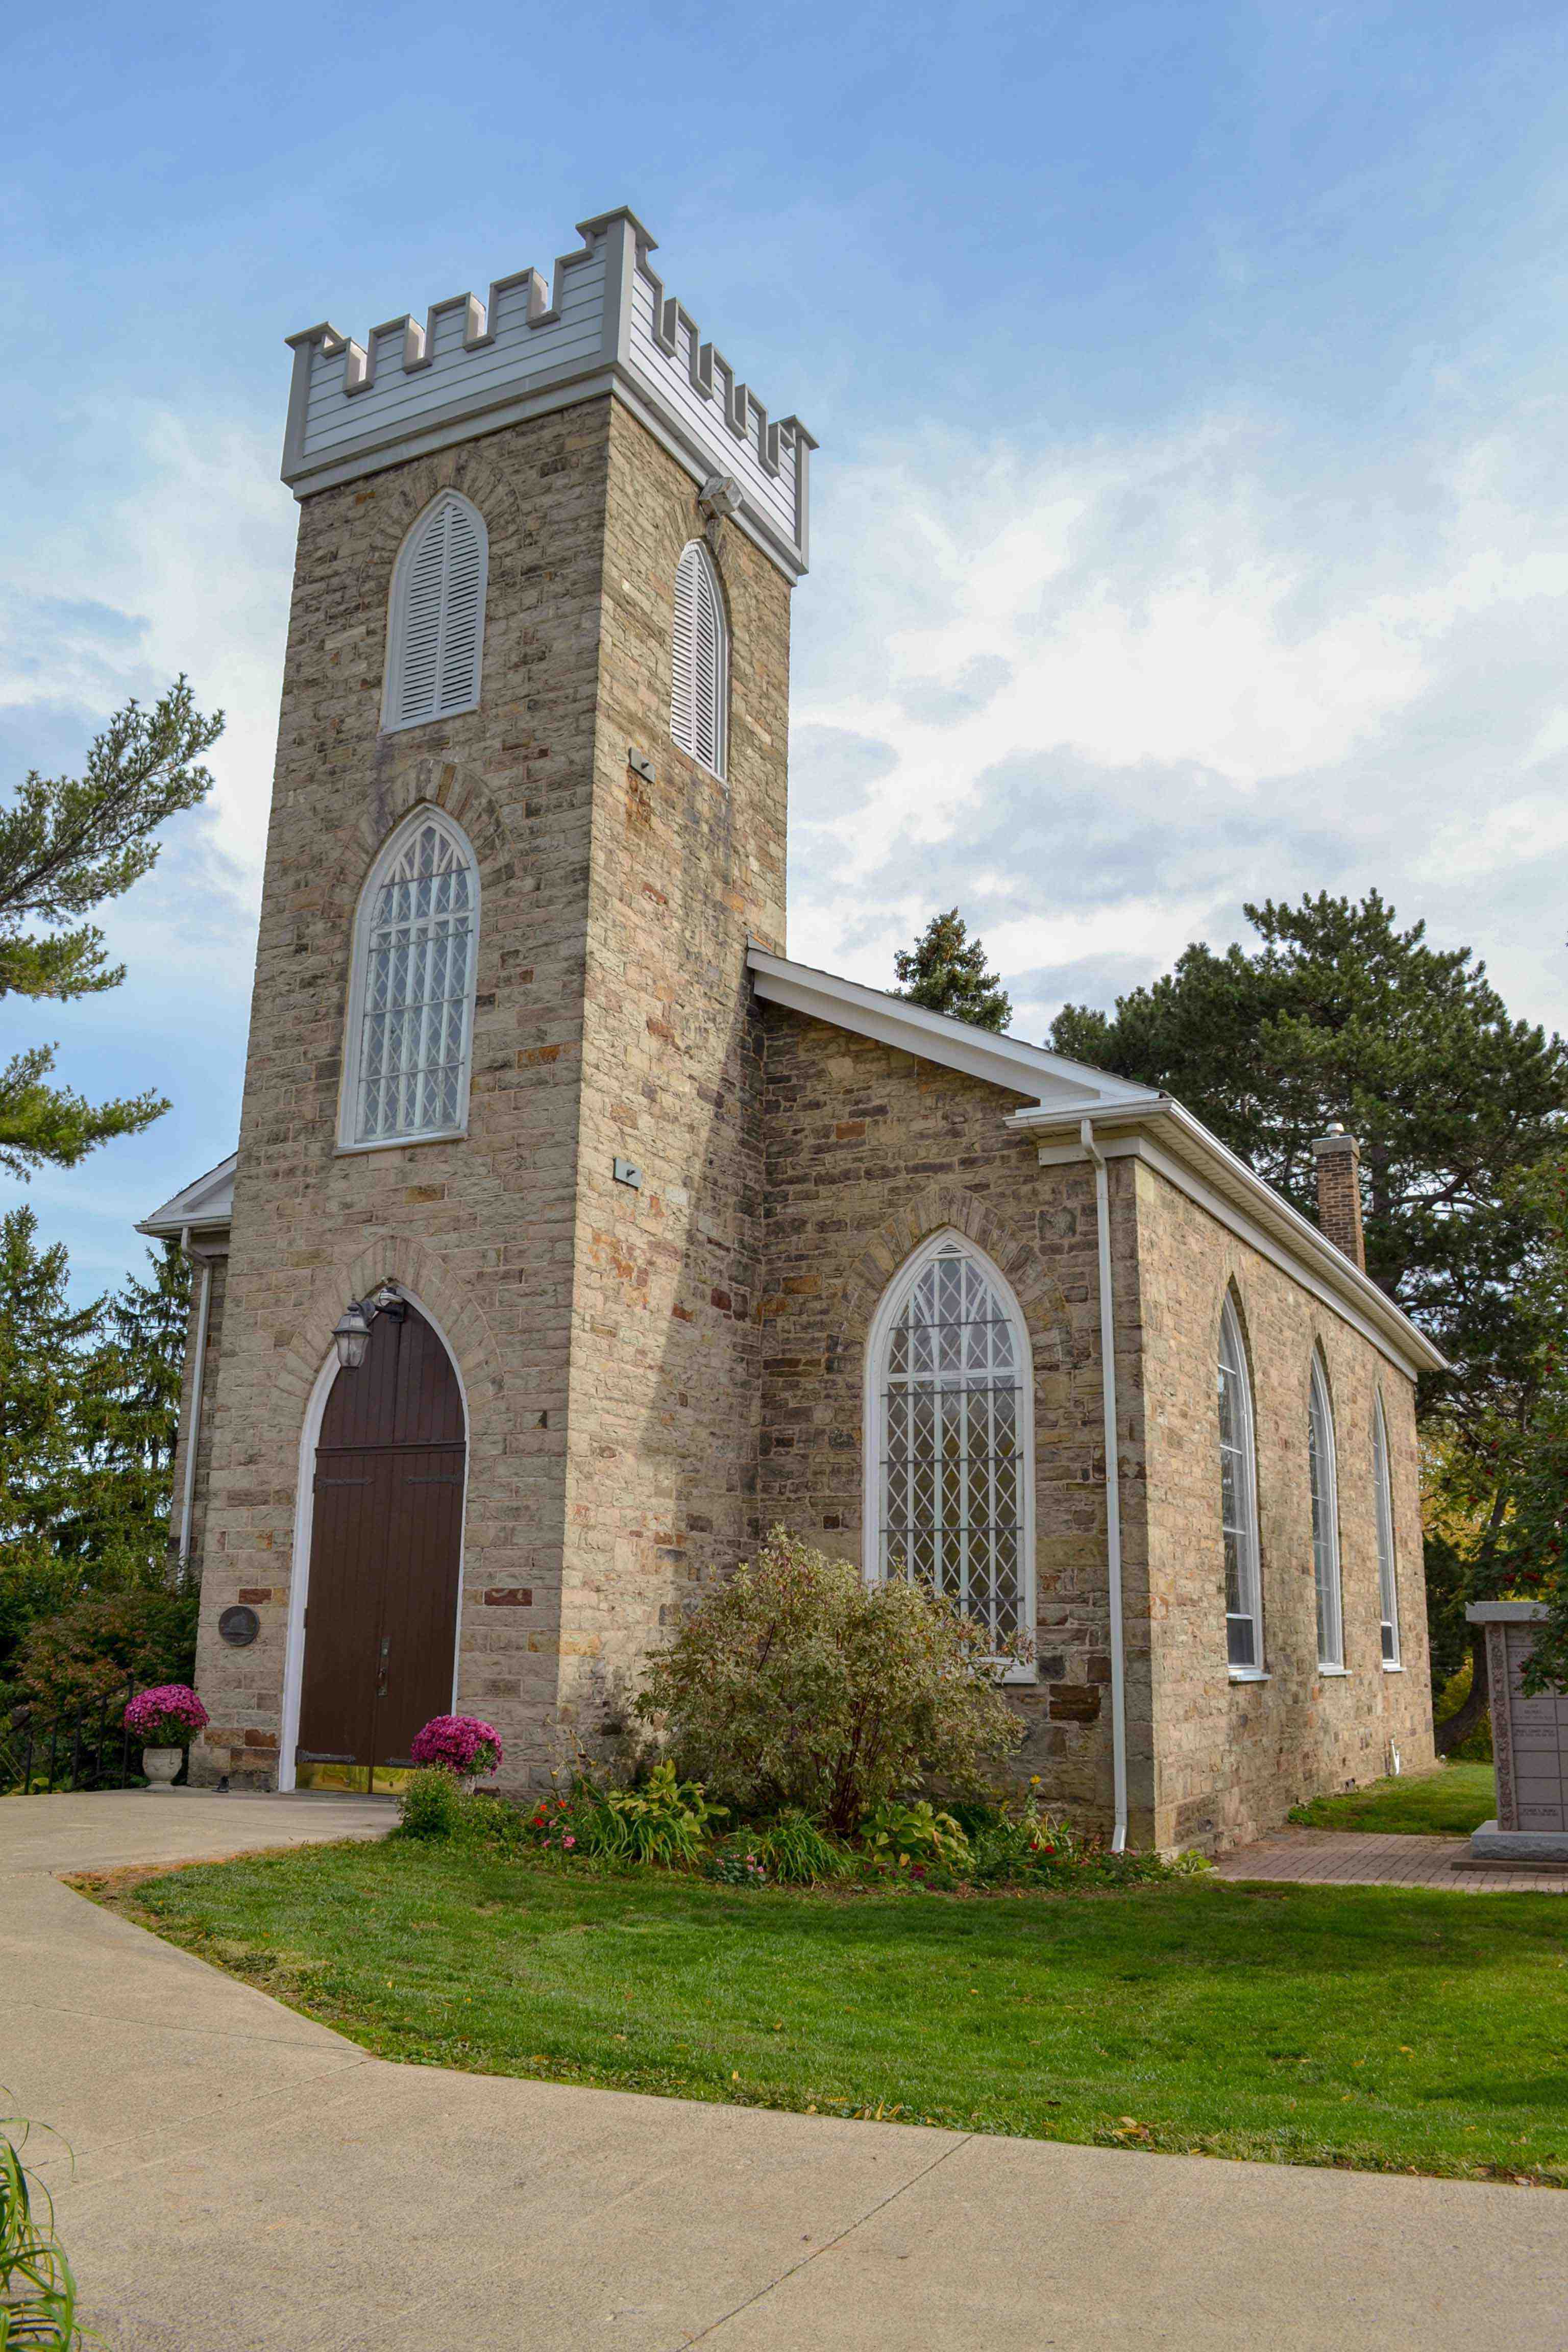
[1288,1762,1496,1836]
[92,1835,1567,2188]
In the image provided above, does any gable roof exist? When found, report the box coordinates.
[747,946,1163,1116]
[746,943,1446,1378]
[137,1152,237,1239]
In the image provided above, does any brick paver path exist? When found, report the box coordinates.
[1214,1824,1568,1894]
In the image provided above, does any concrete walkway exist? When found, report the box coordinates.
[1214,1823,1568,1893]
[4,1791,1566,2352]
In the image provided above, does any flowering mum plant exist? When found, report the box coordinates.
[124,1685,209,1747]
[409,1714,503,1777]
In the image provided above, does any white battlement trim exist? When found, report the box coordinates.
[282,209,815,581]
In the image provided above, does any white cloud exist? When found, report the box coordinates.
[789,401,1568,1039]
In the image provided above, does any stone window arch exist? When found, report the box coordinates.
[671,540,728,778]
[383,489,488,731]
[1308,1350,1345,1671]
[863,1228,1033,1665]
[341,808,479,1148]
[1218,1288,1264,1674]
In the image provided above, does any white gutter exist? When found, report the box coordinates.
[177,1225,213,1574]
[1080,1120,1129,1854]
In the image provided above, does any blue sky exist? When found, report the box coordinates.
[6,0,1568,1297]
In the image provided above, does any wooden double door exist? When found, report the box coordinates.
[297,1303,466,1778]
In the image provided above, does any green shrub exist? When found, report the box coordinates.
[1,2120,80,2348]
[575,1760,726,1868]
[748,1809,848,1885]
[635,1527,1024,1836]
[397,1765,469,1841]
[12,1588,198,1717]
[863,1797,971,1876]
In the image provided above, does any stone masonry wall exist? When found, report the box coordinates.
[1135,1158,1434,1851]
[557,405,792,1745]
[190,400,618,1788]
[756,1011,1152,1841]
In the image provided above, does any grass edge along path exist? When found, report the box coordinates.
[1287,1762,1496,1836]
[83,1832,1568,2191]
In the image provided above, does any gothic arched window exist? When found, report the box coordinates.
[1217,1293,1264,1672]
[1308,1352,1345,1670]
[1373,1390,1401,1666]
[671,540,728,778]
[341,811,479,1148]
[865,1231,1033,1662]
[383,491,488,732]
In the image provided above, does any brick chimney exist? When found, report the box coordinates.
[1311,1125,1365,1268]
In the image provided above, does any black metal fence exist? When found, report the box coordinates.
[1,1675,151,1795]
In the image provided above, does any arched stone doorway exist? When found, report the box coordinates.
[295,1301,466,1787]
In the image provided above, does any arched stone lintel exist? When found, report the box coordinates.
[831,1186,1070,1373]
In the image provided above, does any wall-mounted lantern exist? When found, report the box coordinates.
[332,1282,405,1371]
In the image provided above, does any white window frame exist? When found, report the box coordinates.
[338,807,480,1153]
[1308,1352,1346,1672]
[1372,1389,1402,1669]
[1218,1293,1265,1678]
[381,490,489,734]
[862,1228,1036,1682]
[671,539,728,780]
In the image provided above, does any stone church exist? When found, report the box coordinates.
[143,207,1440,1852]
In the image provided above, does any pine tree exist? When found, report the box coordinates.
[66,1241,189,1578]
[0,678,222,1176]
[893,910,1013,1032]
[0,1209,101,1679]
[1050,890,1568,1714]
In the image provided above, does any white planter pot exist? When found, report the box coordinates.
[142,1746,183,1790]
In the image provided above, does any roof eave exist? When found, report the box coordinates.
[1009,1095,1448,1376]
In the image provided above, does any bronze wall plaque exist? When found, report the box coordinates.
[218,1604,260,1648]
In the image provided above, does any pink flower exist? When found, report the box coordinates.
[408,1714,504,1775]
[125,1685,208,1745]
[563,1834,576,1849]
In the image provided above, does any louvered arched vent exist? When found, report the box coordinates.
[383,492,488,732]
[671,541,728,778]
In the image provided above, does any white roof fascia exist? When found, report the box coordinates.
[747,946,1165,1115]
[137,1152,237,1239]
[1018,1102,1446,1379]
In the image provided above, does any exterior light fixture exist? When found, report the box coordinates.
[332,1283,406,1372]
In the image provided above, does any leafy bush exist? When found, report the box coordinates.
[10,1588,199,1717]
[124,1682,207,1747]
[863,1797,971,1874]
[634,1528,1024,1836]
[744,1809,847,1886]
[409,1713,503,1777]
[576,1759,726,1867]
[1,2119,81,2348]
[398,1765,469,1841]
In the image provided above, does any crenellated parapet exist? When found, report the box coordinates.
[281,207,815,580]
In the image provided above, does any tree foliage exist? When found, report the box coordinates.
[634,1528,1024,1835]
[0,679,222,1176]
[1050,890,1568,1701]
[1051,892,1567,1408]
[0,1213,192,1705]
[893,909,1013,1032]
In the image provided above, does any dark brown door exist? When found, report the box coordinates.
[297,1304,465,1772]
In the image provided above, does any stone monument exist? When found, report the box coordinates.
[1465,1601,1568,1867]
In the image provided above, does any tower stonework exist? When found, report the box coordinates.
[185,210,805,1787]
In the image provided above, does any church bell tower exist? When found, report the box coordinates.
[182,208,815,1791]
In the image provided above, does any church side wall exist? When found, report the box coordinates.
[756,1009,1154,1843]
[1134,1159,1435,1852]
[191,401,615,1788]
[557,405,791,1747]
[165,1247,228,1575]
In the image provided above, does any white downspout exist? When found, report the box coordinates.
[177,1226,213,1576]
[1080,1120,1129,1853]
